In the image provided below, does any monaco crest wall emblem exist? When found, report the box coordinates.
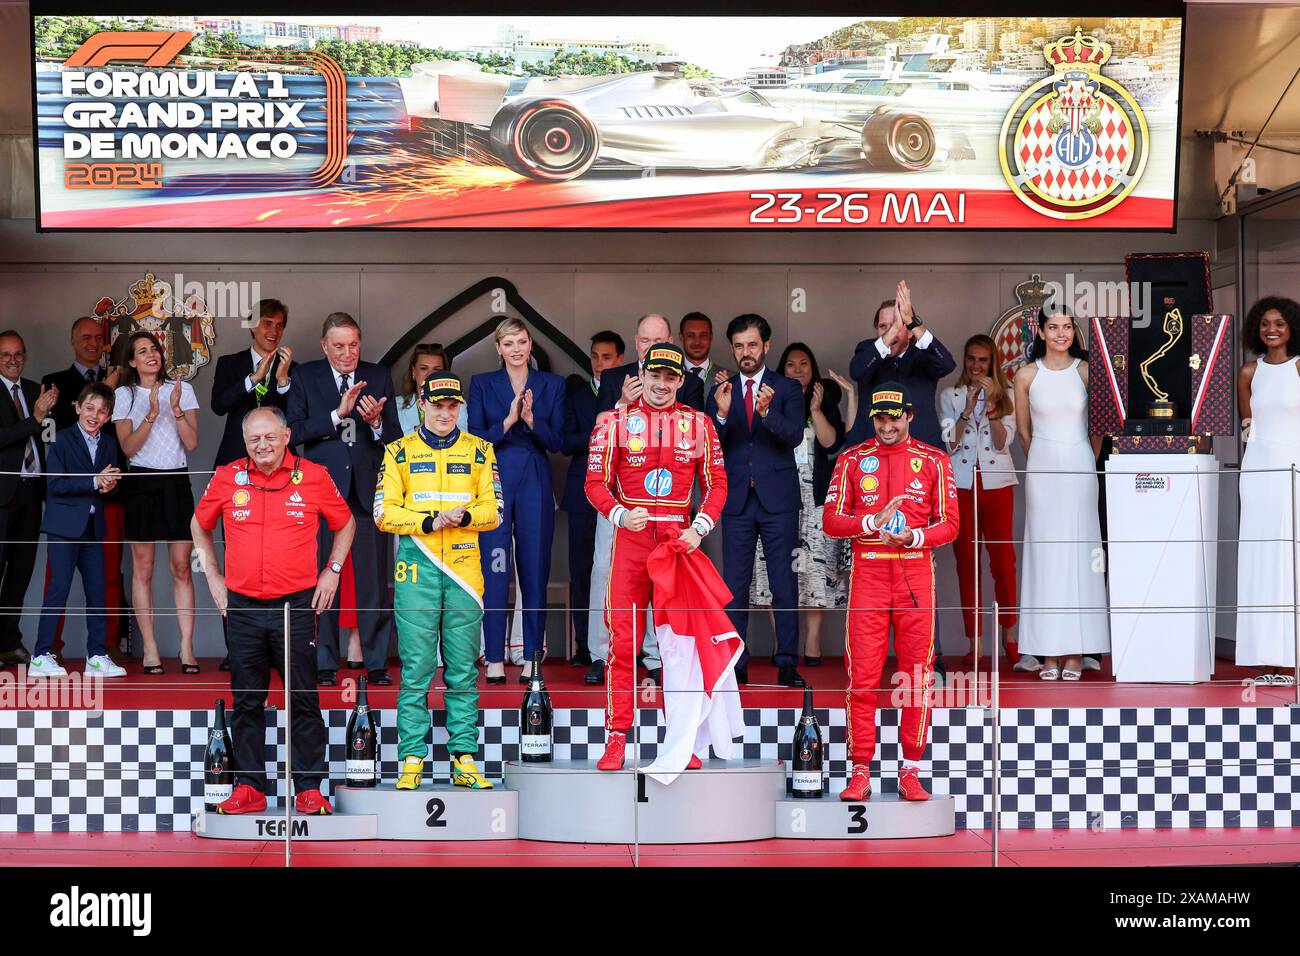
[92,272,217,382]
[998,28,1151,220]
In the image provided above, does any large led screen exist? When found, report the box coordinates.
[34,14,1183,229]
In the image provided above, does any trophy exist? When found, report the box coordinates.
[1139,307,1183,421]
[1087,253,1235,454]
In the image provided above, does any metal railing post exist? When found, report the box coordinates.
[283,600,292,868]
[991,600,1001,868]
[1292,468,1299,706]
[632,601,640,868]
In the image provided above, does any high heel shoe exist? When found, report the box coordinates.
[804,655,822,667]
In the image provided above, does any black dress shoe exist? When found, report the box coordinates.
[734,665,748,685]
[570,648,592,667]
[345,659,365,670]
[317,670,337,687]
[368,669,392,686]
[804,655,822,667]
[584,660,606,686]
[218,657,232,672]
[645,666,662,688]
[778,665,806,688]
[485,674,507,686]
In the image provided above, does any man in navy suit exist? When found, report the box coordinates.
[0,330,55,667]
[707,315,806,688]
[843,280,956,450]
[287,313,401,686]
[28,382,125,678]
[561,330,624,670]
[210,298,296,468]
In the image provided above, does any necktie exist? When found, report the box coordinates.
[744,379,755,429]
[85,368,96,383]
[12,385,36,473]
[338,373,350,397]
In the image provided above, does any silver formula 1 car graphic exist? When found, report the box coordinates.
[398,61,973,181]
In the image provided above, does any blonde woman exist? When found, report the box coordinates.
[468,319,565,684]
[938,334,1020,668]
[397,343,468,434]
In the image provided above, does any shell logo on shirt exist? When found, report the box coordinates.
[231,489,250,506]
[627,436,646,454]
[859,474,879,493]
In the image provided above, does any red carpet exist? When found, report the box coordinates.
[2,656,1291,711]
[3,827,1297,868]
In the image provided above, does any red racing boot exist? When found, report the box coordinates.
[897,766,931,802]
[686,754,702,770]
[838,768,872,801]
[216,784,267,815]
[294,789,333,815]
[597,731,627,771]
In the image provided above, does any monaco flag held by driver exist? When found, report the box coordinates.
[641,537,744,785]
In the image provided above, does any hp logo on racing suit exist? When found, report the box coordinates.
[644,468,673,497]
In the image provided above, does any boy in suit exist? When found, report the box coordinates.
[28,382,125,678]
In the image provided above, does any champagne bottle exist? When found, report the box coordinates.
[790,686,824,798]
[345,676,379,787]
[204,698,233,810]
[519,649,553,762]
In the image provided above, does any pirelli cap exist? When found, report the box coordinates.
[868,382,913,418]
[643,343,686,377]
[420,374,465,404]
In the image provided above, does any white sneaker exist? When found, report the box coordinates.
[28,654,68,678]
[1013,654,1043,672]
[84,655,127,678]
[1081,656,1102,671]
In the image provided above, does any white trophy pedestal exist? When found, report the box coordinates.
[1105,453,1219,683]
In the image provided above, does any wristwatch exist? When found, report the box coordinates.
[906,314,923,331]
[327,561,343,574]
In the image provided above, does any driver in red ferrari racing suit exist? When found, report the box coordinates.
[823,383,958,802]
[584,344,727,771]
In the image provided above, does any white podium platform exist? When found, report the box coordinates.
[192,804,377,841]
[504,759,786,844]
[1105,454,1219,682]
[335,784,518,840]
[774,793,956,839]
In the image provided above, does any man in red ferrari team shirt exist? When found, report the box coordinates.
[823,383,958,803]
[191,406,355,815]
[584,343,727,771]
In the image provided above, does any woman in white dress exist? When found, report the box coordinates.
[1235,296,1300,685]
[1013,312,1110,681]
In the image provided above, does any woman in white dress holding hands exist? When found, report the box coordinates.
[1235,296,1300,685]
[1013,311,1110,681]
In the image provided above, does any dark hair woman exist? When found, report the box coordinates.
[112,329,200,674]
[1012,312,1109,681]
[1235,296,1300,684]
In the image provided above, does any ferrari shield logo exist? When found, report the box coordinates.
[910,458,923,473]
[998,29,1149,220]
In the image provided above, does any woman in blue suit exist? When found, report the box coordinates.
[469,318,565,684]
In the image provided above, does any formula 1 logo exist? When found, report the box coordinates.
[65,30,194,68]
[998,29,1149,220]
[644,468,673,497]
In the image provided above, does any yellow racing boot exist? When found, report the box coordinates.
[395,756,423,791]
[451,753,493,790]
